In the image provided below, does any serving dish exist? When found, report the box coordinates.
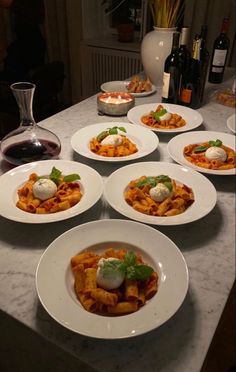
[167,131,236,175]
[101,80,156,97]
[104,161,217,225]
[0,160,103,223]
[36,219,189,339]
[71,122,159,162]
[127,103,203,133]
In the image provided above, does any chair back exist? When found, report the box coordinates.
[27,60,65,104]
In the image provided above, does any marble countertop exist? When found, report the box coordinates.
[0,72,235,372]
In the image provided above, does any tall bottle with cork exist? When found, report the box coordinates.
[178,34,202,108]
[178,27,190,105]
[208,18,230,83]
[199,25,209,101]
[178,27,191,74]
[162,32,181,104]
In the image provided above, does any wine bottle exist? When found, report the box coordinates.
[162,32,181,104]
[208,18,230,83]
[200,25,209,62]
[199,25,209,101]
[179,35,202,108]
[178,27,191,104]
[178,27,191,73]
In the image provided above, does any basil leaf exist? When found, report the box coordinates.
[126,264,154,280]
[152,109,167,122]
[109,127,118,135]
[102,260,126,277]
[156,175,171,183]
[136,175,172,188]
[124,251,136,267]
[194,146,208,153]
[50,166,61,179]
[147,176,157,187]
[209,139,223,147]
[97,130,108,142]
[214,139,222,147]
[164,181,173,191]
[136,177,157,188]
[158,108,167,116]
[136,179,148,187]
[118,126,126,133]
[63,173,81,182]
[153,112,161,122]
[50,166,62,185]
[126,265,136,280]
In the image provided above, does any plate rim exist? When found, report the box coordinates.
[127,103,203,133]
[0,159,103,223]
[71,121,159,162]
[36,218,189,339]
[167,130,236,175]
[103,161,217,226]
[227,113,236,134]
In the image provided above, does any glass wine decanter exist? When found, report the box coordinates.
[0,82,61,166]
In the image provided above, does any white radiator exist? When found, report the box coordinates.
[80,44,142,100]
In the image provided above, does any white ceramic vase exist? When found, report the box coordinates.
[141,27,177,87]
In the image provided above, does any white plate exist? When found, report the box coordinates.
[36,219,189,339]
[127,103,203,133]
[227,114,236,134]
[101,80,156,97]
[0,160,103,223]
[104,162,216,226]
[71,122,159,162]
[167,131,236,175]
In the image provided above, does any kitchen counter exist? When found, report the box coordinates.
[0,71,235,372]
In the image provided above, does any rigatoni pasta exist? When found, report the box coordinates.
[16,166,82,214]
[89,125,138,157]
[90,136,138,157]
[124,175,194,217]
[183,139,236,170]
[141,104,186,129]
[71,248,158,315]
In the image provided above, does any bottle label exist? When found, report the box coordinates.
[212,66,224,73]
[180,88,192,103]
[212,49,227,66]
[162,72,170,98]
[192,38,201,61]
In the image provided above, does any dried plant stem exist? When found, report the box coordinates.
[175,1,185,27]
[149,1,156,25]
[148,0,184,28]
[169,0,180,27]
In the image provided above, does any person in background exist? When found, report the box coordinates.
[0,0,46,82]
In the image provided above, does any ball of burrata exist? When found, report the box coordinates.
[101,134,123,147]
[32,178,57,200]
[149,182,172,202]
[159,112,172,121]
[205,146,227,162]
[96,257,125,290]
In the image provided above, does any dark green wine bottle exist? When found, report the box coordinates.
[179,35,202,108]
[162,32,181,104]
[208,18,230,83]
